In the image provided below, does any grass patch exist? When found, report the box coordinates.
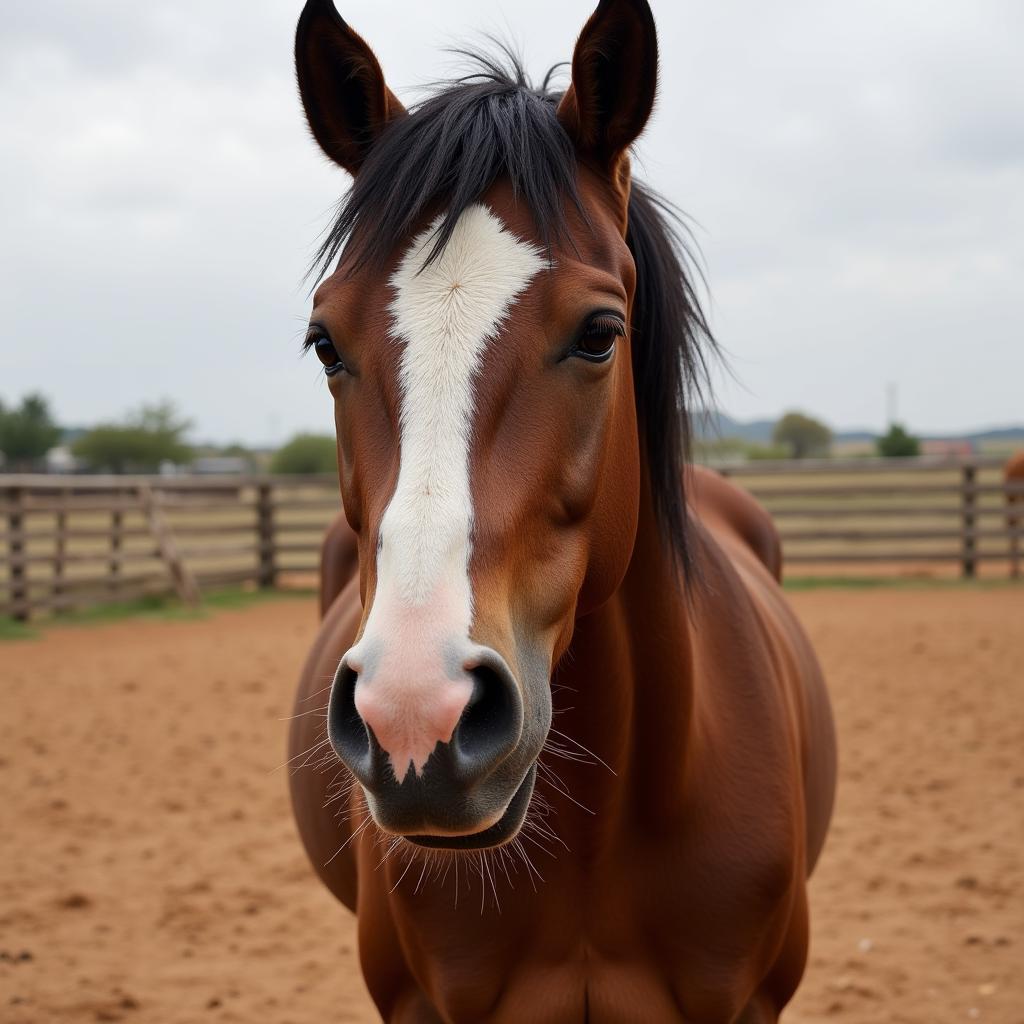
[198,586,315,611]
[5,575,1016,641]
[0,585,316,641]
[0,617,40,641]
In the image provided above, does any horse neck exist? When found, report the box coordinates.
[547,473,697,837]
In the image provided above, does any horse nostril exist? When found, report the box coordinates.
[328,648,523,796]
[452,656,523,779]
[327,662,373,783]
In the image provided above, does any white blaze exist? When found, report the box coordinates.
[345,204,543,781]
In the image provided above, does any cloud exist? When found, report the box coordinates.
[2,0,1022,441]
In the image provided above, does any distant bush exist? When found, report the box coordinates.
[876,423,920,458]
[0,393,62,470]
[694,437,798,463]
[693,437,748,462]
[269,433,337,475]
[745,443,793,461]
[772,411,832,459]
[72,401,192,473]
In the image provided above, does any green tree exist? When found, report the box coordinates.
[269,433,337,475]
[72,400,193,472]
[772,411,832,459]
[746,442,793,461]
[876,423,920,458]
[0,393,62,470]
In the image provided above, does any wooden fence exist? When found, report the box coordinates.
[0,475,340,621]
[2,457,1022,620]
[716,455,1022,577]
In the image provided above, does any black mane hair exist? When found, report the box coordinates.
[312,51,716,580]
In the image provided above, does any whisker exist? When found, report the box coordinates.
[521,818,567,855]
[439,853,454,891]
[325,815,371,866]
[323,774,358,809]
[487,852,502,912]
[477,853,486,915]
[274,735,332,774]
[547,727,617,775]
[541,741,595,765]
[389,853,417,894]
[376,836,404,871]
[511,836,543,888]
[495,846,514,889]
[537,759,595,815]
[278,702,329,722]
[413,854,432,895]
[297,681,336,703]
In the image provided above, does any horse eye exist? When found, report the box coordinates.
[572,314,624,363]
[311,333,346,376]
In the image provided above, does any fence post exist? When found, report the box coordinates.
[960,463,977,579]
[53,489,67,607]
[7,486,28,622]
[137,485,201,607]
[109,505,123,595]
[1010,477,1022,581]
[256,482,276,588]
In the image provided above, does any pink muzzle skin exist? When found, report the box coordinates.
[353,666,474,784]
[347,590,477,783]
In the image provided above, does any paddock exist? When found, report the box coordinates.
[1,586,1021,1023]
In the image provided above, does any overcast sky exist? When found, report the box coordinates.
[2,1,1022,444]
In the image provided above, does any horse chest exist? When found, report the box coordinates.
[383,942,754,1024]
[368,841,794,1024]
[493,961,690,1024]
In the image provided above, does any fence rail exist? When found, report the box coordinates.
[0,475,340,621]
[2,456,1022,620]
[716,455,1022,578]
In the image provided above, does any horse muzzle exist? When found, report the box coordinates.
[327,647,535,846]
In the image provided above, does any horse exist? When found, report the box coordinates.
[287,1,837,1020]
[1006,451,1024,579]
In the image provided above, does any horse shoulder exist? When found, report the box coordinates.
[688,471,837,876]
[1004,450,1024,481]
[687,465,782,581]
[661,532,829,1016]
[318,511,359,618]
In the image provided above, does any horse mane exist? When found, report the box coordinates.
[311,49,716,580]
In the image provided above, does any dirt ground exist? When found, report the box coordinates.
[2,588,1022,1023]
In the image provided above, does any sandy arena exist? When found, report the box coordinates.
[2,587,1022,1023]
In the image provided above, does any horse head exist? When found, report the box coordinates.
[295,0,704,847]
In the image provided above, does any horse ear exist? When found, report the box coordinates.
[295,0,406,175]
[556,0,658,171]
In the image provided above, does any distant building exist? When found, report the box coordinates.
[190,455,252,475]
[44,445,80,473]
[920,439,975,457]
